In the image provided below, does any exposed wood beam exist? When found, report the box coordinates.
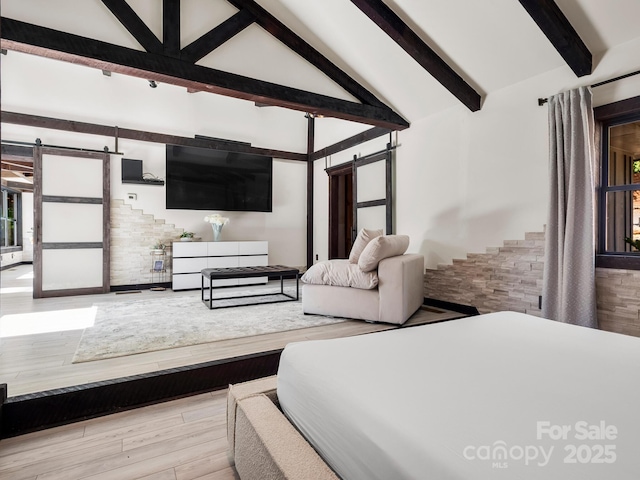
[518,0,592,77]
[181,10,255,63]
[100,0,163,54]
[4,181,33,191]
[226,0,387,109]
[1,18,409,130]
[1,111,309,162]
[1,159,33,167]
[311,126,390,161]
[1,161,33,173]
[1,144,34,160]
[350,0,481,112]
[163,0,181,57]
[306,115,315,269]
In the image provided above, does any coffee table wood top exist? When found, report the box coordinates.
[201,265,299,280]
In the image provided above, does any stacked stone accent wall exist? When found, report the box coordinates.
[596,269,640,337]
[424,232,545,316]
[110,199,184,287]
[423,230,640,338]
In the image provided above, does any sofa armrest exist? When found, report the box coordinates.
[377,254,425,324]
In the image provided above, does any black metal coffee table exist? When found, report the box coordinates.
[201,265,300,310]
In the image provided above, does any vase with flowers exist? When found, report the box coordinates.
[204,214,230,242]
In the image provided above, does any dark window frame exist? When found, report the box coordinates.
[595,95,640,270]
[0,186,22,251]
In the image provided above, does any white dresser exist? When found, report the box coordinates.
[172,241,268,291]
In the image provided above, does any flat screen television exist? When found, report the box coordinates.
[166,144,273,212]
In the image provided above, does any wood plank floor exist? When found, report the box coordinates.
[0,388,239,480]
[0,264,462,397]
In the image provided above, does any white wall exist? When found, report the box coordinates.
[1,51,309,266]
[312,36,640,268]
[21,192,34,262]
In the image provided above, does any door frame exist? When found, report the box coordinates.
[326,162,353,259]
[33,145,111,298]
[353,144,393,236]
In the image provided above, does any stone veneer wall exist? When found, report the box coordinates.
[423,230,640,338]
[111,199,184,287]
[424,231,545,317]
[596,269,640,337]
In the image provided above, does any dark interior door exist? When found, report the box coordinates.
[327,163,354,259]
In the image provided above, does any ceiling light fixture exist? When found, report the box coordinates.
[148,80,158,88]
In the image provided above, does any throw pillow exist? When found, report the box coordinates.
[301,260,379,290]
[358,235,410,272]
[348,228,383,264]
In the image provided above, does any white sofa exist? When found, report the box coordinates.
[302,253,425,325]
[302,229,425,325]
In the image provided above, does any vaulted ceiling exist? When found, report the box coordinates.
[2,0,640,192]
[4,0,640,125]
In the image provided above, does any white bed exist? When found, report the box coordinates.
[277,311,640,479]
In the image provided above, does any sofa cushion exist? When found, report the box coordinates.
[348,228,383,264]
[301,260,379,290]
[358,235,410,272]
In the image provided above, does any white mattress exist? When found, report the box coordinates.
[277,311,640,479]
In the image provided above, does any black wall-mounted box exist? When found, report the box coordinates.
[122,158,164,185]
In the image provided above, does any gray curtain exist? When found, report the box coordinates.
[542,86,598,328]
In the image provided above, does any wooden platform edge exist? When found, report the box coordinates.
[0,349,282,439]
[423,297,480,316]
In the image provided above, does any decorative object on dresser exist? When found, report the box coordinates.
[180,231,195,242]
[204,213,229,242]
[172,240,268,290]
[151,241,166,255]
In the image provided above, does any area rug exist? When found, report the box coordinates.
[72,289,346,363]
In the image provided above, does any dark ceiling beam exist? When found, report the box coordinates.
[1,144,34,160]
[350,0,481,112]
[311,126,390,161]
[180,9,255,63]
[225,0,386,109]
[518,0,592,77]
[1,162,33,173]
[1,18,408,130]
[163,0,181,57]
[1,159,33,168]
[1,111,309,161]
[4,181,33,191]
[100,0,163,54]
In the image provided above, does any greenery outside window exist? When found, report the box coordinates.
[595,96,640,270]
[1,187,21,249]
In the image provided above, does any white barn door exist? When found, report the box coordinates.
[33,146,110,298]
[353,145,393,241]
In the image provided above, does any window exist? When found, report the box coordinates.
[0,187,21,249]
[596,96,640,269]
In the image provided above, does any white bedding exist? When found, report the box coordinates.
[277,311,640,479]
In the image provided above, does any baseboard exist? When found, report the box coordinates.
[423,297,480,316]
[1,349,281,439]
[111,282,172,292]
[0,261,33,271]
